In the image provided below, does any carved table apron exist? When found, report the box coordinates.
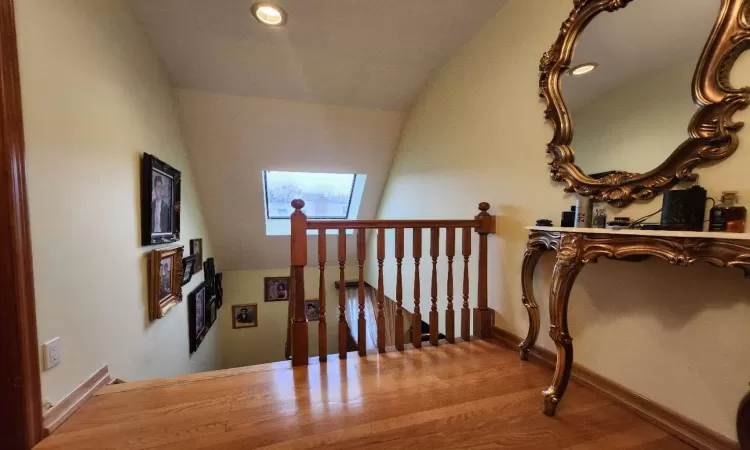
[519,226,750,416]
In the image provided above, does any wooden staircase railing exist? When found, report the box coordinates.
[288,199,496,366]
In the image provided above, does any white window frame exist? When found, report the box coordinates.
[262,171,366,236]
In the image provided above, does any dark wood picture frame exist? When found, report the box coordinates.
[141,153,181,245]
[215,272,224,309]
[188,282,209,353]
[207,298,217,328]
[181,254,196,286]
[190,238,203,273]
[204,257,216,300]
[149,246,184,321]
[264,276,290,302]
[232,303,258,329]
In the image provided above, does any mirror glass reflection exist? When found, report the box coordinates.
[563,0,720,177]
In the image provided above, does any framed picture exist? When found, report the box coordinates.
[204,257,216,300]
[304,299,321,321]
[232,304,258,329]
[264,276,290,302]
[181,254,197,286]
[215,272,224,309]
[190,238,203,273]
[209,300,217,327]
[148,246,184,321]
[188,282,209,353]
[141,153,181,246]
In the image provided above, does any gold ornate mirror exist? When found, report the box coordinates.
[541,0,750,207]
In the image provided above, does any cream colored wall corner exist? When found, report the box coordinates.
[220,266,358,369]
[17,0,219,404]
[175,89,404,271]
[368,0,750,441]
[572,60,697,175]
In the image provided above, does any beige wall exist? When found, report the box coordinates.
[572,60,696,175]
[176,89,404,271]
[368,0,750,441]
[220,266,358,368]
[17,0,219,404]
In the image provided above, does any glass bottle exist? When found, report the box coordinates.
[709,191,746,233]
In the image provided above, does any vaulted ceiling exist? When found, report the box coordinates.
[125,1,507,270]
[127,0,509,110]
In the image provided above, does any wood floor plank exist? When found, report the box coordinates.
[36,341,694,450]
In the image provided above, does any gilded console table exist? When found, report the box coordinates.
[519,226,750,417]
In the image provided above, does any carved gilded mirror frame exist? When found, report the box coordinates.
[540,0,750,207]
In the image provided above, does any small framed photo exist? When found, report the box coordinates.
[205,298,216,328]
[149,246,184,321]
[233,304,258,329]
[141,153,181,246]
[188,282,209,352]
[264,276,290,302]
[304,299,321,321]
[190,238,203,273]
[215,272,224,309]
[181,254,197,286]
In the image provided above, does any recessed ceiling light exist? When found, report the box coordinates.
[568,62,599,76]
[251,2,288,26]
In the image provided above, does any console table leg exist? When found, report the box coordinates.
[542,236,583,417]
[520,245,543,361]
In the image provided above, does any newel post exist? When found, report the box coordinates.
[474,202,495,339]
[290,199,309,366]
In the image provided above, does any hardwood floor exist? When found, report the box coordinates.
[35,340,693,449]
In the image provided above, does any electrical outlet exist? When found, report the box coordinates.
[42,337,61,371]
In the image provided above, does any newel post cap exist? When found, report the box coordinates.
[291,199,306,211]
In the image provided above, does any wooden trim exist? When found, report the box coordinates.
[0,0,44,447]
[42,365,111,436]
[306,219,481,230]
[491,327,738,450]
[290,200,308,366]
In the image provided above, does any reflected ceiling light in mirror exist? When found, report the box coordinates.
[251,2,288,26]
[568,62,599,76]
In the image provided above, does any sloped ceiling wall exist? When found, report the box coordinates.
[128,0,509,110]
[177,89,404,270]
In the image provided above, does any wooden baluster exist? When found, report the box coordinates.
[395,228,405,351]
[445,227,456,344]
[461,227,471,341]
[429,228,439,346]
[285,266,293,360]
[357,228,367,356]
[377,228,386,353]
[412,228,422,348]
[318,230,327,362]
[338,229,347,359]
[474,202,493,339]
[290,199,308,366]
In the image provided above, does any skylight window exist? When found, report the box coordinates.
[262,171,366,235]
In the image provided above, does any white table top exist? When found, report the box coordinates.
[526,226,750,241]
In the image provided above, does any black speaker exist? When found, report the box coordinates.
[661,186,707,231]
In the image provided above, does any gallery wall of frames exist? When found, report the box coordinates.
[141,153,223,353]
